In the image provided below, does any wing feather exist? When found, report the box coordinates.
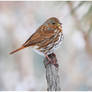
[23,26,55,47]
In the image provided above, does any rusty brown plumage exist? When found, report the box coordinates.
[10,17,63,56]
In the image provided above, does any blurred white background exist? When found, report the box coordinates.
[0,1,92,91]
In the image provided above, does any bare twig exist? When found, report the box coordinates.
[44,53,61,91]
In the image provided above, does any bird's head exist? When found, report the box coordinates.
[44,17,62,31]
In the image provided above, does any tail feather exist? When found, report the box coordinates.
[10,46,25,55]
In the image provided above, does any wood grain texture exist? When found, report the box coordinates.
[44,53,61,91]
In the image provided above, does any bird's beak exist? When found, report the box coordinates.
[57,23,62,27]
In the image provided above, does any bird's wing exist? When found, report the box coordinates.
[23,26,55,47]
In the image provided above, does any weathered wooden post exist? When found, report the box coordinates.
[44,53,61,91]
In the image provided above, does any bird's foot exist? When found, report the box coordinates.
[51,53,58,67]
[45,53,58,68]
[45,55,53,65]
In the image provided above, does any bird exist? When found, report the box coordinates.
[10,17,63,64]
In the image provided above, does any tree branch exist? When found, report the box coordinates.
[44,53,61,91]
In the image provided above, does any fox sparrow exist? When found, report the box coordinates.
[10,17,63,65]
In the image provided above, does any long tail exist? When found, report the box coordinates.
[9,46,25,55]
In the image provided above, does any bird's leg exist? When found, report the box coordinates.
[44,53,58,67]
[51,53,58,67]
[44,54,52,65]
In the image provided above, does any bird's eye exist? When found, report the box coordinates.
[52,22,55,25]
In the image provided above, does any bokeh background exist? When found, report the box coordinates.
[0,1,92,91]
